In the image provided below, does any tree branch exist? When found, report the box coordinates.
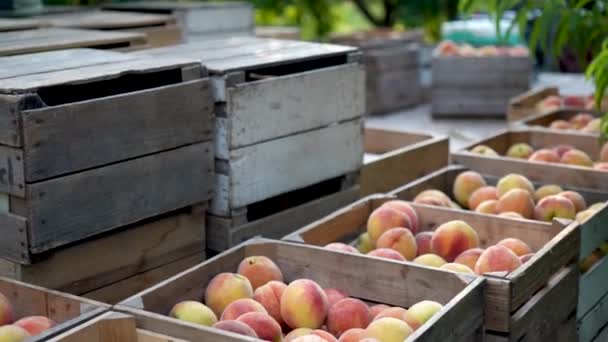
[351,0,385,27]
[383,0,396,27]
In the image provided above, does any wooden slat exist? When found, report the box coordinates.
[366,67,421,114]
[0,212,28,263]
[0,145,25,197]
[432,87,528,117]
[578,255,608,320]
[44,10,175,29]
[507,86,559,121]
[432,56,531,87]
[0,94,22,146]
[131,24,182,48]
[46,312,138,342]
[27,142,214,254]
[0,18,49,32]
[578,290,608,342]
[364,44,419,71]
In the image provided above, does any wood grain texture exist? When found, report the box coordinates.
[432,56,531,87]
[0,145,25,197]
[45,312,138,342]
[367,67,421,114]
[26,142,213,254]
[432,87,529,117]
[578,289,608,342]
[0,212,28,263]
[578,254,608,320]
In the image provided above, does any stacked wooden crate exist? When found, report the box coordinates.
[0,48,214,303]
[135,37,365,252]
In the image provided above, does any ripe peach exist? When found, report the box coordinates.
[540,95,562,109]
[369,304,390,318]
[499,212,524,219]
[281,279,329,329]
[290,336,326,342]
[237,256,284,290]
[324,288,348,308]
[497,238,532,257]
[452,171,487,207]
[534,184,563,202]
[221,298,267,321]
[359,339,381,342]
[374,307,420,331]
[559,191,587,212]
[582,118,601,133]
[413,254,447,268]
[496,189,535,219]
[579,250,603,273]
[0,325,30,342]
[13,316,56,336]
[431,220,480,262]
[170,301,217,326]
[312,330,338,342]
[440,263,474,274]
[356,233,375,254]
[0,292,13,326]
[553,144,574,157]
[519,253,535,264]
[413,190,452,207]
[204,273,254,316]
[529,149,560,163]
[549,120,572,130]
[327,298,372,337]
[415,232,434,256]
[338,328,367,342]
[376,228,417,261]
[508,45,529,56]
[594,162,608,171]
[475,246,522,275]
[563,96,586,108]
[468,186,498,210]
[382,200,419,234]
[506,143,534,159]
[324,243,359,254]
[454,248,484,270]
[213,320,258,337]
[496,174,535,197]
[570,113,595,129]
[367,206,411,242]
[471,145,499,156]
[436,40,459,56]
[601,142,608,162]
[407,300,443,324]
[285,328,313,342]
[473,200,496,215]
[254,281,287,326]
[534,195,576,221]
[366,317,413,342]
[478,46,499,56]
[561,149,594,167]
[367,248,406,262]
[237,312,282,342]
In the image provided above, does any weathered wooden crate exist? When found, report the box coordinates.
[391,164,608,341]
[453,129,608,191]
[0,27,148,56]
[284,194,580,341]
[42,9,181,47]
[361,127,449,196]
[0,276,109,341]
[104,1,254,41]
[0,49,214,262]
[519,108,600,135]
[431,55,532,117]
[0,18,49,32]
[116,238,485,342]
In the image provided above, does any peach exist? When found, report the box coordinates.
[0,325,29,342]
[452,171,487,207]
[475,200,498,214]
[281,279,329,329]
[237,256,283,290]
[534,195,576,221]
[540,95,562,109]
[324,288,348,308]
[338,328,367,342]
[327,298,372,337]
[468,186,498,210]
[499,212,524,219]
[594,162,608,171]
[506,143,534,159]
[454,248,484,271]
[285,328,313,342]
[458,44,478,57]
[382,200,419,234]
[475,246,522,275]
[312,330,338,342]
[413,190,452,207]
[561,149,594,167]
[407,300,443,324]
[553,144,574,157]
[529,149,560,163]
[436,40,459,56]
[570,113,595,128]
[601,142,608,162]
[369,304,390,318]
[13,316,55,336]
[213,320,258,337]
[356,233,375,254]
[508,46,529,56]
[471,145,499,156]
[415,232,434,256]
[582,118,601,132]
[359,339,381,342]
[413,254,447,268]
[254,281,287,325]
[0,292,13,326]
[237,312,282,342]
[291,336,326,342]
[534,184,563,202]
[374,307,420,331]
[579,250,603,273]
[221,298,267,321]
[478,46,499,56]
[324,243,359,254]
[367,206,411,242]
[559,191,587,212]
[496,174,535,197]
[496,189,535,219]
[519,253,535,264]
[431,220,480,262]
[204,273,254,316]
[367,248,406,262]
[497,238,531,257]
[366,317,413,342]
[169,301,217,326]
[563,96,586,108]
[376,228,417,260]
[549,120,572,130]
[440,263,474,274]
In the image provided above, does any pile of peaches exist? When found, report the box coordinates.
[168,255,443,342]
[543,112,603,133]
[536,95,608,114]
[0,291,56,341]
[471,139,608,171]
[434,40,529,57]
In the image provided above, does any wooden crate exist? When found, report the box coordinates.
[452,129,608,191]
[431,55,531,117]
[0,18,49,32]
[0,49,214,262]
[0,276,109,341]
[518,108,600,136]
[255,26,301,40]
[42,9,181,47]
[0,27,148,56]
[284,194,580,340]
[115,238,485,342]
[362,127,449,196]
[0,205,207,305]
[104,1,254,41]
[391,164,608,340]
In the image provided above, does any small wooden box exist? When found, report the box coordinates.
[519,108,600,136]
[0,276,109,341]
[362,127,449,196]
[431,55,531,117]
[116,238,485,342]
[0,49,214,262]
